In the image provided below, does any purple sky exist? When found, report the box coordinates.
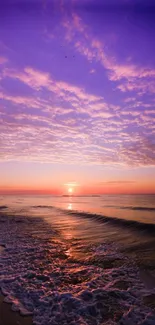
[0,0,155,194]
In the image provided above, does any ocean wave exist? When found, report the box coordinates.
[31,205,155,234]
[104,205,155,211]
[32,205,54,209]
[62,195,101,197]
[69,210,155,234]
[123,206,155,211]
[0,205,8,210]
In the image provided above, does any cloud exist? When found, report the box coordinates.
[117,79,155,94]
[90,69,95,74]
[124,97,136,103]
[97,180,136,185]
[64,182,79,187]
[108,64,155,81]
[106,180,136,184]
[0,56,8,65]
[0,91,44,109]
[0,64,155,167]
[3,66,119,123]
[3,67,103,104]
[1,112,154,166]
[62,10,155,97]
[0,2,155,171]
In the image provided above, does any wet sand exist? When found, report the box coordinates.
[0,270,155,325]
[0,295,32,325]
[0,246,5,254]
[139,269,155,290]
[0,246,32,325]
[1,211,155,325]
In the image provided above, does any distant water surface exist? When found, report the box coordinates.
[0,194,155,224]
[1,194,155,257]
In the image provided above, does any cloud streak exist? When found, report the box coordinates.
[62,9,155,98]
[0,65,155,167]
[0,1,155,172]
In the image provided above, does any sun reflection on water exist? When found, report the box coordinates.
[68,203,72,210]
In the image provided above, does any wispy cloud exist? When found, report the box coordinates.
[97,180,136,185]
[106,180,136,184]
[64,182,79,187]
[1,67,155,167]
[62,10,155,97]
[0,56,8,65]
[0,5,155,169]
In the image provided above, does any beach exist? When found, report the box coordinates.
[1,0,155,322]
[0,195,155,325]
[0,294,32,325]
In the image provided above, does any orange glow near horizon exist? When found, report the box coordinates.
[0,179,155,195]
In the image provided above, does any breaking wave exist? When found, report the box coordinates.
[104,205,155,211]
[0,205,8,210]
[30,204,155,235]
[68,210,155,234]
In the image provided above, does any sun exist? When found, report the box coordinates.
[68,188,73,194]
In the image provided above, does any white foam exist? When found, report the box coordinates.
[0,213,155,325]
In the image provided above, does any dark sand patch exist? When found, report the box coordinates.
[111,279,131,291]
[0,246,5,254]
[0,295,33,325]
[143,293,155,310]
[139,269,155,290]
[0,206,8,210]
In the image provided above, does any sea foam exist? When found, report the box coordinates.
[0,213,155,325]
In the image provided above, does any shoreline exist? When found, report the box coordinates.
[0,294,32,325]
[1,212,155,325]
[139,269,155,290]
[1,269,155,325]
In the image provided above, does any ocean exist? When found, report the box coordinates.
[0,194,155,324]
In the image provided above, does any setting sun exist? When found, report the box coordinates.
[68,188,73,194]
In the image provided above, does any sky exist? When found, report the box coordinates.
[0,0,155,195]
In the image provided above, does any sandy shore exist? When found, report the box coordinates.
[1,212,155,325]
[139,268,155,290]
[0,269,155,325]
[0,270,155,325]
[0,246,5,254]
[0,294,32,325]
[0,245,32,325]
